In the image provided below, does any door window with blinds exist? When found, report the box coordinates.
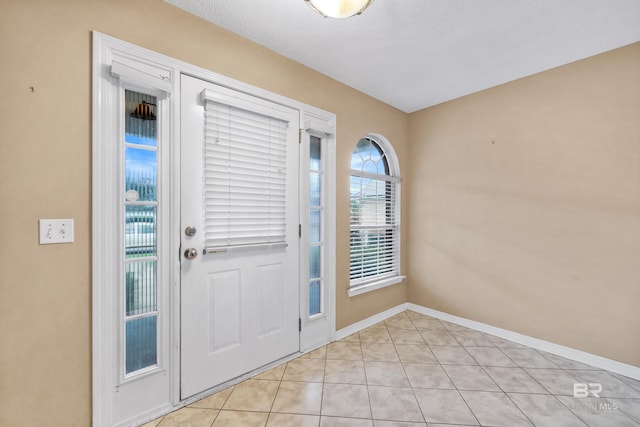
[202,90,290,251]
[349,136,401,292]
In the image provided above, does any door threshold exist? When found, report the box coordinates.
[158,351,301,420]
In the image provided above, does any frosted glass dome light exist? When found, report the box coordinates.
[304,0,375,18]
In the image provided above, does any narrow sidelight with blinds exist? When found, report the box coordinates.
[202,90,290,250]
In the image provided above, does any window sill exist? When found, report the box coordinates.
[348,275,406,298]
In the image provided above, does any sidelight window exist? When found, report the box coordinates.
[308,135,324,316]
[123,90,159,375]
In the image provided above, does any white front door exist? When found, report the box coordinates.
[180,74,300,399]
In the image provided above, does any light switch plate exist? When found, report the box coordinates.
[39,219,75,244]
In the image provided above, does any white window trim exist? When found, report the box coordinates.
[348,133,403,297]
[348,274,406,297]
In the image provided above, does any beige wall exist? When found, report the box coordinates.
[1,0,637,425]
[407,42,640,367]
[0,1,407,425]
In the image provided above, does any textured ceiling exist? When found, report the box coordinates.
[165,0,640,113]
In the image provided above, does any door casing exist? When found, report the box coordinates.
[92,32,336,427]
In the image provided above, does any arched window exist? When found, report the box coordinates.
[349,135,402,295]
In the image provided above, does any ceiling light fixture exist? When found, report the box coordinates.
[305,0,374,18]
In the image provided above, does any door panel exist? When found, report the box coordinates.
[258,263,284,335]
[207,269,241,352]
[180,74,300,399]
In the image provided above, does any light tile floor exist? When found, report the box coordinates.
[143,310,640,426]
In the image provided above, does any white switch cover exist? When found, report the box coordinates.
[39,219,75,244]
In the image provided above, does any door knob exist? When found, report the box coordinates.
[184,248,198,260]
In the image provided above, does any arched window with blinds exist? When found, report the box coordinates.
[349,135,403,295]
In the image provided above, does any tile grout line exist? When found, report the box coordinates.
[358,326,375,422]
[554,392,594,426]
[318,346,327,426]
[263,362,287,427]
[434,339,482,427]
[209,382,235,426]
[414,310,539,427]
[472,358,547,421]
[481,361,539,427]
[470,339,578,426]
[403,311,438,426]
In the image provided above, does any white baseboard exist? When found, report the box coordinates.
[335,302,410,340]
[336,302,640,381]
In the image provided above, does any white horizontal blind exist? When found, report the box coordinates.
[203,97,289,249]
[349,174,399,283]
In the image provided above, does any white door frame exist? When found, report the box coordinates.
[92,32,336,427]
[299,117,337,352]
